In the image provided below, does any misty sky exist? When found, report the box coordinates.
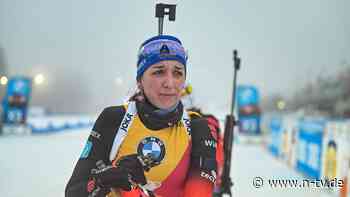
[1,0,349,113]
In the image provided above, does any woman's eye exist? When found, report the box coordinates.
[174,71,184,77]
[153,70,164,75]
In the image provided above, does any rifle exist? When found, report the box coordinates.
[219,50,241,197]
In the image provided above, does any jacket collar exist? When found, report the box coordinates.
[135,99,184,130]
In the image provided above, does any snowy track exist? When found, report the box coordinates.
[0,129,335,197]
[0,129,90,197]
[231,144,334,197]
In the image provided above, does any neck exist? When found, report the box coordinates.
[154,102,179,115]
[144,98,179,115]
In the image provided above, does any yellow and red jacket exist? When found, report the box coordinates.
[65,101,217,197]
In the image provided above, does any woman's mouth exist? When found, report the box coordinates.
[159,93,176,98]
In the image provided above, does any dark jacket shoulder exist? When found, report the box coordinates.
[93,105,126,132]
[89,105,126,157]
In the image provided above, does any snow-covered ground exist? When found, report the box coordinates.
[0,129,90,197]
[231,144,334,197]
[0,128,335,197]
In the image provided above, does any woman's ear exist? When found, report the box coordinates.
[135,81,145,102]
[137,80,144,92]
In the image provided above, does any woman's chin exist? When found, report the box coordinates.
[157,101,178,110]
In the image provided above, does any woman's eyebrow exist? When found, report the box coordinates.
[174,65,184,70]
[151,65,165,69]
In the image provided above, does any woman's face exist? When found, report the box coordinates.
[139,60,186,109]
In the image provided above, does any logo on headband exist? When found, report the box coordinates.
[137,137,166,162]
[160,44,170,55]
[159,43,178,58]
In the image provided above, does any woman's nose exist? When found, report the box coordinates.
[162,72,176,88]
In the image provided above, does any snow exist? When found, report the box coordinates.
[231,144,334,197]
[0,125,336,197]
[0,129,90,197]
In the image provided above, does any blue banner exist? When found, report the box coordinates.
[237,85,260,108]
[239,115,261,135]
[2,76,32,124]
[296,119,325,179]
[268,116,283,157]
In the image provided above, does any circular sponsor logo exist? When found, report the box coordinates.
[137,137,165,162]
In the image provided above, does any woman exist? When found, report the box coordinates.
[65,35,217,197]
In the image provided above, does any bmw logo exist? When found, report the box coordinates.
[137,137,165,162]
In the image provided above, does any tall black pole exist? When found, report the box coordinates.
[158,17,164,35]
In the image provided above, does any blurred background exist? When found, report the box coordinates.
[0,0,349,196]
